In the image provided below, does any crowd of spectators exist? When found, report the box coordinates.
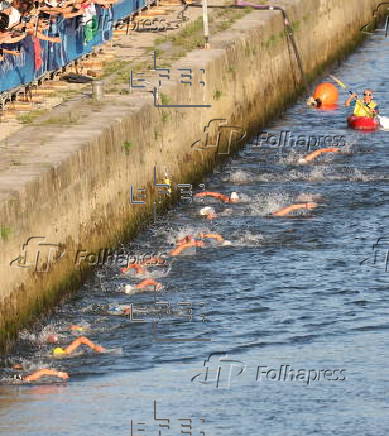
[0,0,118,60]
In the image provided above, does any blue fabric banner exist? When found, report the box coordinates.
[0,0,145,93]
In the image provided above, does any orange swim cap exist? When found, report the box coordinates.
[312,82,339,106]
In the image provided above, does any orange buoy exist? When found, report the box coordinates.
[312,82,339,106]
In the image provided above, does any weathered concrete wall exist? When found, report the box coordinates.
[0,0,381,352]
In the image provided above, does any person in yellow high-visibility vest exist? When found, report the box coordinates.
[345,89,379,118]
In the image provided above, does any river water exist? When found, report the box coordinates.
[1,33,389,436]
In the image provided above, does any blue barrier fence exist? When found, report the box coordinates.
[0,0,146,93]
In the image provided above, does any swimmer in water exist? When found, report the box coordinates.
[22,322,90,345]
[12,363,24,370]
[195,191,240,203]
[298,147,341,164]
[170,240,205,256]
[124,278,163,295]
[106,305,132,316]
[69,325,88,333]
[120,263,146,275]
[120,256,167,276]
[23,369,69,383]
[306,96,322,107]
[52,336,106,356]
[176,235,195,245]
[199,206,218,220]
[80,303,131,316]
[197,233,231,246]
[55,324,89,339]
[46,334,59,344]
[198,232,224,242]
[272,202,318,217]
[135,278,162,289]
